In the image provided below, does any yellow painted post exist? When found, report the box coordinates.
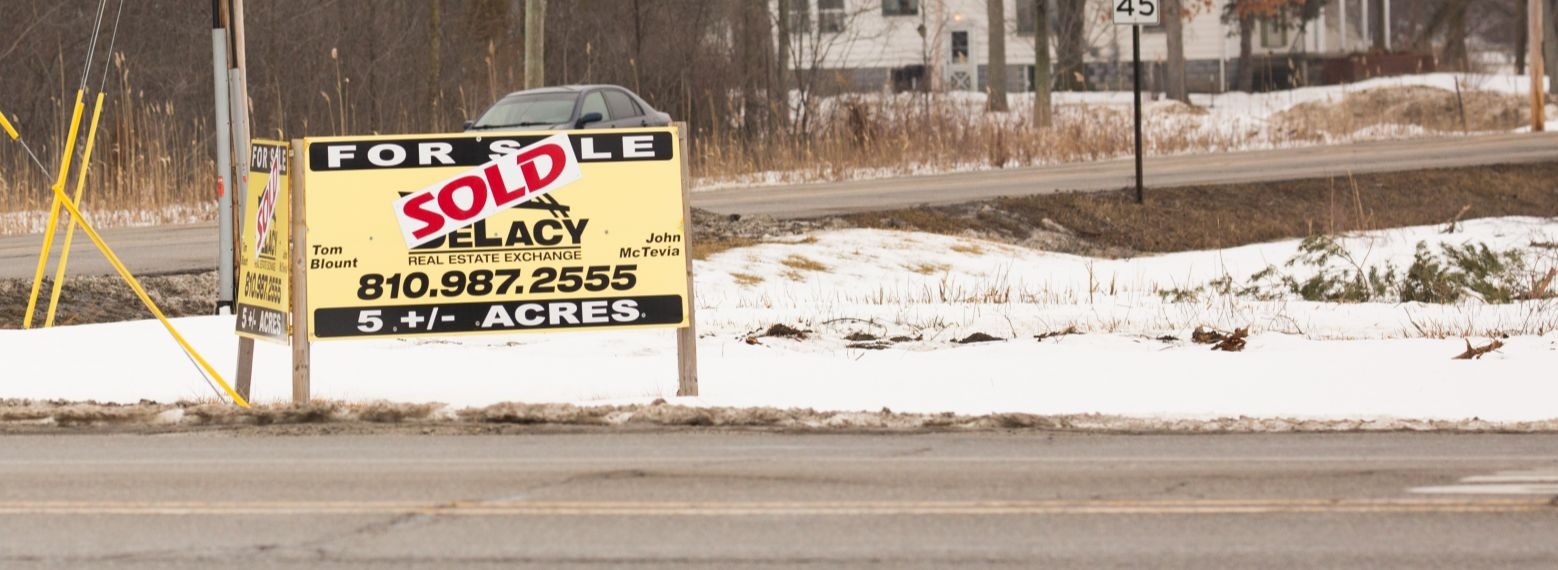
[0,110,20,140]
[23,90,86,329]
[44,182,251,408]
[44,92,108,327]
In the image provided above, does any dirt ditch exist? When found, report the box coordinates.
[842,161,1558,256]
[4,399,1557,434]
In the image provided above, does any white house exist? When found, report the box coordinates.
[781,0,1400,93]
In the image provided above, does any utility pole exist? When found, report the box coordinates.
[211,0,235,314]
[1534,0,1548,132]
[524,0,546,89]
[223,0,257,399]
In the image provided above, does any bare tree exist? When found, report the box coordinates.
[780,2,889,134]
[1371,0,1387,50]
[1034,0,1052,127]
[987,0,1009,111]
[1234,7,1255,92]
[1548,0,1557,96]
[1165,0,1188,103]
[524,0,546,88]
[738,0,774,135]
[1055,0,1086,90]
[428,0,443,131]
[1415,0,1471,71]
[775,0,791,131]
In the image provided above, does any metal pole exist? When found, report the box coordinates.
[212,0,235,314]
[1133,24,1144,205]
[228,0,253,306]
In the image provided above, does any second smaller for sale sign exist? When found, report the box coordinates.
[236,139,291,344]
[300,128,689,341]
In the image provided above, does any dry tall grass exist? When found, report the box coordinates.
[1,57,213,235]
[0,81,1537,236]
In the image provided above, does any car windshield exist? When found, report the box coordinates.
[472,93,576,129]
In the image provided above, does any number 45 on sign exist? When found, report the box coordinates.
[1114,0,1161,26]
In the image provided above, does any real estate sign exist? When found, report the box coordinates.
[236,139,292,344]
[299,128,689,341]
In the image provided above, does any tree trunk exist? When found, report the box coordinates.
[1055,0,1086,91]
[1164,0,1188,103]
[775,0,791,131]
[428,0,442,130]
[1548,0,1558,99]
[1442,1,1470,71]
[1371,0,1387,51]
[987,0,1009,111]
[1236,13,1255,92]
[1518,0,1529,75]
[523,0,546,89]
[739,0,772,134]
[1034,0,1053,127]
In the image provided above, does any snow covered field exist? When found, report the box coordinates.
[4,218,1555,421]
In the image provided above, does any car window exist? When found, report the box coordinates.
[580,92,611,121]
[604,90,640,120]
[472,92,577,128]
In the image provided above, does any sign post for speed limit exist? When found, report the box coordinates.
[1114,0,1159,205]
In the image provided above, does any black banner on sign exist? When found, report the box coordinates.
[308,131,674,172]
[312,294,684,339]
[236,304,289,344]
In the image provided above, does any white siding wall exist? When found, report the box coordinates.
[779,0,1361,71]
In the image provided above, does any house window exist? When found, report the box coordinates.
[819,0,846,33]
[1260,18,1288,48]
[951,31,969,64]
[882,0,918,16]
[791,0,812,35]
[1016,0,1035,35]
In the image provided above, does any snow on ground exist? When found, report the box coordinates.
[886,72,1548,123]
[0,202,216,236]
[3,218,1556,420]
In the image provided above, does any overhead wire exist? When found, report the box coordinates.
[78,0,109,92]
[35,0,237,405]
[97,0,126,94]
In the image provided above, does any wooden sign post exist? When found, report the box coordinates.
[675,124,699,397]
[290,138,312,402]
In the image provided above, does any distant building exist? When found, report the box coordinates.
[779,0,1419,94]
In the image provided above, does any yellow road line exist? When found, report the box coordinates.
[0,499,1552,516]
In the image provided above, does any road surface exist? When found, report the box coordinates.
[2,431,1556,569]
[2,132,1555,278]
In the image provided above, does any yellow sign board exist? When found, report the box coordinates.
[236,139,291,344]
[300,128,688,341]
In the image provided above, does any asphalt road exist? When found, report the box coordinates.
[2,431,1557,569]
[697,130,1558,217]
[2,132,1555,278]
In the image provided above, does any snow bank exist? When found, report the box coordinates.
[3,218,1555,421]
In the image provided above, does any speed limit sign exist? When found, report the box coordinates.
[1113,0,1161,26]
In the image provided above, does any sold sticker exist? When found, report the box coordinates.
[393,133,582,248]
